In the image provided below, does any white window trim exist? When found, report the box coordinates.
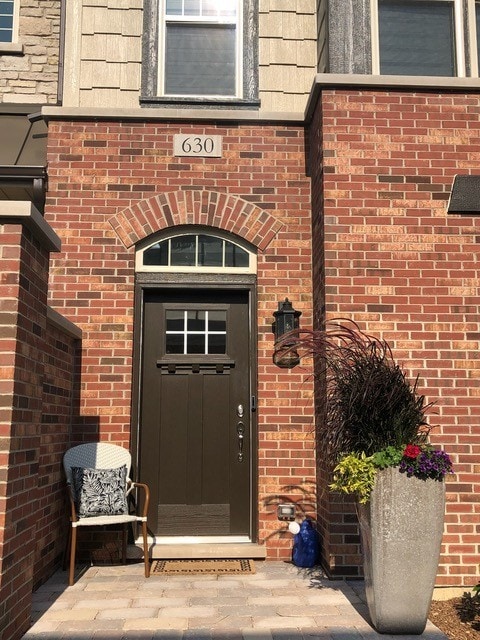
[371,0,466,77]
[157,0,243,99]
[0,0,20,48]
[136,229,257,274]
[12,0,19,43]
[468,0,479,76]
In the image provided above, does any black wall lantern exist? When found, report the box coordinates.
[273,298,301,368]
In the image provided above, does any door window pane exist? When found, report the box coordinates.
[143,242,168,266]
[165,309,227,355]
[225,242,249,267]
[170,236,196,266]
[208,311,226,332]
[198,235,223,266]
[378,0,456,76]
[166,310,184,332]
[187,310,205,331]
[187,334,205,353]
[208,334,226,354]
[165,334,184,354]
[165,24,236,96]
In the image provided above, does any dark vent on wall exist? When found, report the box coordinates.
[447,175,480,214]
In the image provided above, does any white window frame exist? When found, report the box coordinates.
[136,229,257,274]
[0,0,19,45]
[469,0,480,76]
[371,0,466,77]
[157,0,243,99]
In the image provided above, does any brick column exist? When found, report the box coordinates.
[0,203,60,640]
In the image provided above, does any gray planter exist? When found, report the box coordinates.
[357,467,446,634]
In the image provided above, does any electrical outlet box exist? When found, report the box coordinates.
[277,504,295,521]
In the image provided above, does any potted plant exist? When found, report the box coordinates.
[274,320,454,634]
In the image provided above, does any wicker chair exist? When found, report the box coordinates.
[63,442,150,585]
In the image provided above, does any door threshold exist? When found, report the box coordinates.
[127,540,267,560]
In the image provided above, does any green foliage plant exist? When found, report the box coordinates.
[329,452,377,504]
[372,446,404,469]
[273,320,454,503]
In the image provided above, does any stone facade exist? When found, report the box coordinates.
[0,0,61,104]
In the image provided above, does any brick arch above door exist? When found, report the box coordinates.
[109,190,284,251]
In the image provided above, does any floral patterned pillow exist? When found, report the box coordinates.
[71,465,128,517]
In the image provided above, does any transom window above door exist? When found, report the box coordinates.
[136,232,256,273]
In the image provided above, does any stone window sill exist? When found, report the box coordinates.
[140,96,261,110]
[0,43,24,55]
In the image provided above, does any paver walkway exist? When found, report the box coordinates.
[23,561,447,640]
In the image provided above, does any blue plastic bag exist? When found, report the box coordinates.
[292,519,320,568]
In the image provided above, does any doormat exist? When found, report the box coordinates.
[151,558,255,575]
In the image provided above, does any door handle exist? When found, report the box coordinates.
[237,404,244,417]
[237,421,245,462]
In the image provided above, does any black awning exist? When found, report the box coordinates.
[447,175,480,215]
[0,106,48,212]
[0,165,47,212]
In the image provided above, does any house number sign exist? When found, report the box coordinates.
[174,134,222,158]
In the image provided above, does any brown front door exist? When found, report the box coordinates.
[139,288,253,538]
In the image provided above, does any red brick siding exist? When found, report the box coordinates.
[0,224,50,640]
[314,88,480,586]
[46,121,315,558]
[34,321,79,590]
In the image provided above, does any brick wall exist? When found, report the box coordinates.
[34,315,79,590]
[312,87,480,587]
[0,206,79,640]
[0,0,61,104]
[0,219,51,639]
[45,119,315,558]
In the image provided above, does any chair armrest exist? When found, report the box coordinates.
[131,482,150,518]
[66,483,78,523]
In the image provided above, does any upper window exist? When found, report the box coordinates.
[136,231,256,273]
[141,0,259,106]
[163,0,239,97]
[475,1,480,73]
[0,0,15,42]
[372,0,465,76]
